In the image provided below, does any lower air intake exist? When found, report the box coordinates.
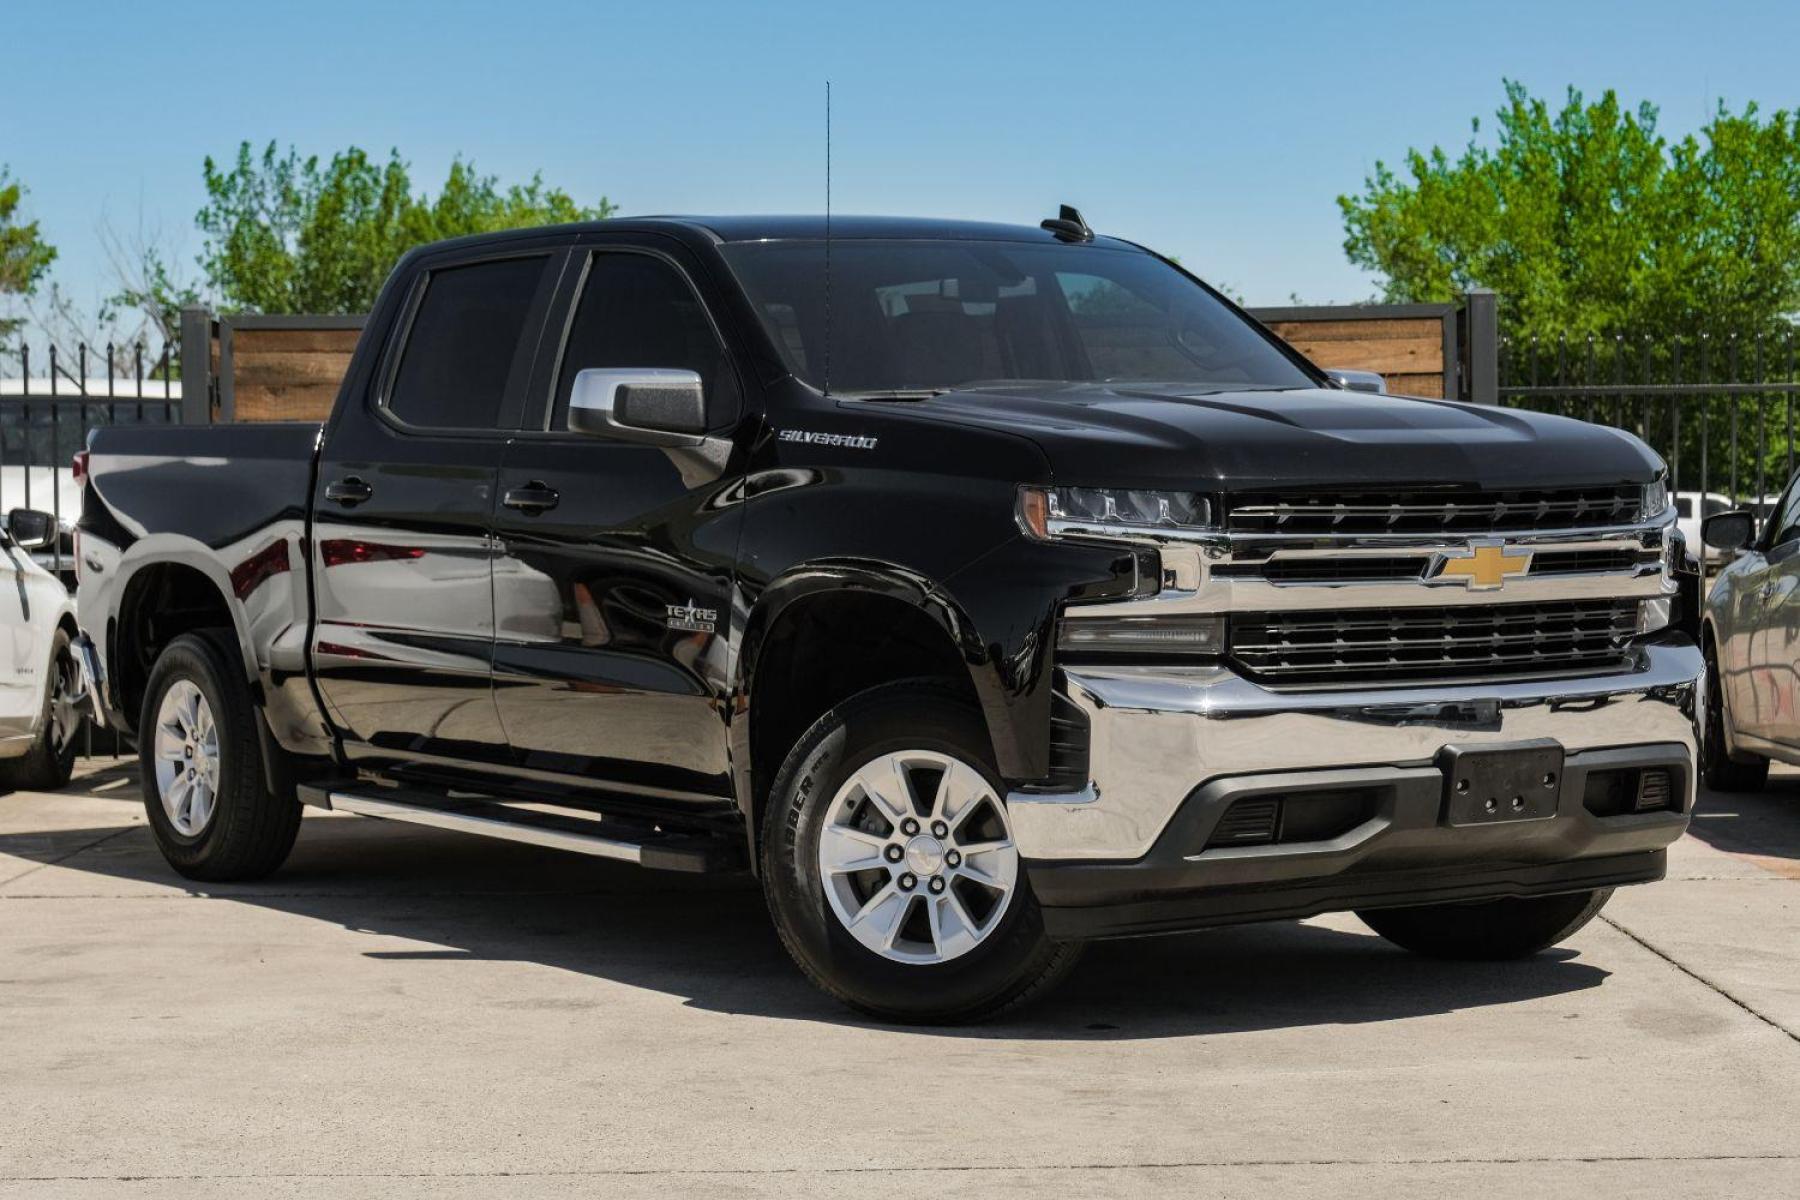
[1635,768,1674,812]
[1207,798,1281,847]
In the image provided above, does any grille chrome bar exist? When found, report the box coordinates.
[1229,599,1640,685]
[1227,486,1643,536]
[1220,546,1655,586]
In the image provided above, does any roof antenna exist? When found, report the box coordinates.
[1041,204,1093,243]
[823,79,832,399]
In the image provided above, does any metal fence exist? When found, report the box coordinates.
[3,339,182,762]
[2,340,184,577]
[1499,330,1800,510]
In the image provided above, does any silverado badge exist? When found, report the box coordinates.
[1431,542,1533,591]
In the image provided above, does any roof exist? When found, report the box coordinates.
[405,214,1142,258]
[659,214,1136,247]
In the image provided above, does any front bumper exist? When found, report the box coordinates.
[1009,636,1701,940]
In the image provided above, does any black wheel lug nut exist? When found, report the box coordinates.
[930,820,948,838]
[898,874,916,891]
[884,845,903,863]
[928,877,945,894]
[946,849,961,867]
[901,818,920,836]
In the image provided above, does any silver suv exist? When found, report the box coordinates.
[1700,478,1800,790]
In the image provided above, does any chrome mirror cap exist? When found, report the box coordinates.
[1324,368,1386,395]
[568,368,707,446]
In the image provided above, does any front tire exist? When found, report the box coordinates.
[761,681,1080,1023]
[1357,888,1613,960]
[139,630,300,881]
[1703,641,1768,792]
[0,628,81,792]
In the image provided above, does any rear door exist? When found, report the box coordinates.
[311,246,565,767]
[489,239,748,815]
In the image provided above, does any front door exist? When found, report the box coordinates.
[0,531,39,745]
[490,244,748,816]
[1748,474,1800,746]
[311,248,563,767]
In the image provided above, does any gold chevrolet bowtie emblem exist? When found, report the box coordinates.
[1435,543,1533,590]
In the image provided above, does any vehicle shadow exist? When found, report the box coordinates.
[9,766,1613,1040]
[1685,774,1800,866]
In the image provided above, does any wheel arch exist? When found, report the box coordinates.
[731,561,1017,869]
[1699,614,1749,763]
[106,542,261,738]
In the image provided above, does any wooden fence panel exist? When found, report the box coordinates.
[195,302,1474,426]
[1250,304,1459,399]
[216,317,365,423]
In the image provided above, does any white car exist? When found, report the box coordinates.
[0,508,82,791]
[1676,491,1734,562]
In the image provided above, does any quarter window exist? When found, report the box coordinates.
[387,256,550,429]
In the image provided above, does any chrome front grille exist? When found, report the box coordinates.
[1061,479,1674,691]
[1229,599,1640,685]
[1226,486,1643,536]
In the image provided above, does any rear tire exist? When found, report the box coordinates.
[761,680,1081,1023]
[1702,641,1768,792]
[0,628,81,793]
[139,630,300,881]
[1357,888,1613,960]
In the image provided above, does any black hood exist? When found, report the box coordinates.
[908,384,1661,493]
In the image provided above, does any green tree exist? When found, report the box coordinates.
[0,167,57,336]
[1339,82,1800,342]
[196,142,615,313]
[105,241,202,347]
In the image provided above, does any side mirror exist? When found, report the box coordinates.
[5,508,55,551]
[1703,509,1756,553]
[569,368,708,445]
[1325,368,1386,394]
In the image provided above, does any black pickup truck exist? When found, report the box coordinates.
[75,212,1703,1021]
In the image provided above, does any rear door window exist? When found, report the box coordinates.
[386,255,552,430]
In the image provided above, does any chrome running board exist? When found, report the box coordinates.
[299,785,731,873]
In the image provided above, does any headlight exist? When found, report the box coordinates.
[1018,486,1215,540]
[1641,477,1669,520]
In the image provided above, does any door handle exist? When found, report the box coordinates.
[503,481,560,514]
[324,477,373,507]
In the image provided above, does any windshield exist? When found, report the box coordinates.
[719,239,1317,395]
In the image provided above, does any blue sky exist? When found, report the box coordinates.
[6,0,1798,327]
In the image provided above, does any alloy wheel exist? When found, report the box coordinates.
[817,749,1020,965]
[46,648,83,757]
[153,681,221,836]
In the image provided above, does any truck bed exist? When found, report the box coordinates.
[83,423,321,553]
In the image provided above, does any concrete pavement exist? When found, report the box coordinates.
[1,761,1795,1198]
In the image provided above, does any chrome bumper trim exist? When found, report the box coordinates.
[72,633,107,729]
[1007,636,1702,861]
